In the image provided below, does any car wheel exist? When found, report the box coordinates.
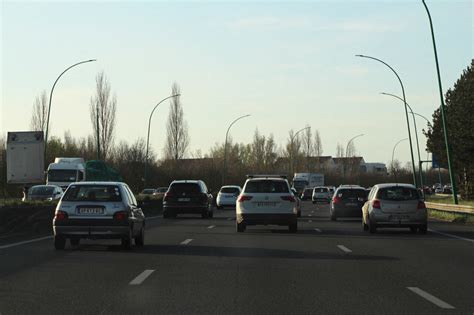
[330,212,337,221]
[289,223,298,233]
[70,239,80,246]
[236,221,246,232]
[312,201,316,204]
[121,230,132,249]
[135,228,145,247]
[363,219,369,231]
[217,205,223,210]
[54,236,66,250]
[410,227,418,233]
[369,221,377,234]
[419,224,428,234]
[163,211,169,219]
[208,211,214,218]
[201,211,209,219]
[297,211,301,217]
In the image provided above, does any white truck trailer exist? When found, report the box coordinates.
[46,157,86,190]
[292,173,324,193]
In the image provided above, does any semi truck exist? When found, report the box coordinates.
[292,173,324,194]
[46,158,122,190]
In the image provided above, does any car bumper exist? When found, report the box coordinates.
[237,213,297,226]
[369,210,427,227]
[164,205,207,214]
[216,199,236,206]
[333,207,363,218]
[53,225,130,239]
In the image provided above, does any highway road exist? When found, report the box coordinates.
[0,201,473,314]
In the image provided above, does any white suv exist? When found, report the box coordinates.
[236,175,298,233]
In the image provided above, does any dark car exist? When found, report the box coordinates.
[300,188,313,201]
[330,185,368,221]
[52,182,145,250]
[163,180,214,218]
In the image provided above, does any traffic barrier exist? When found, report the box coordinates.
[425,202,474,215]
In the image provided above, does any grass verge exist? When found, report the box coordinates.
[425,195,474,207]
[428,209,474,225]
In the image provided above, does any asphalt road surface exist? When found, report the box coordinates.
[0,202,473,314]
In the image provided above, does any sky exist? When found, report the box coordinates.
[1,0,472,166]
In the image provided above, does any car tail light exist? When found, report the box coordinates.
[163,192,173,201]
[372,199,381,209]
[54,210,68,221]
[332,196,341,204]
[114,211,128,221]
[237,195,253,202]
[280,195,296,202]
[417,201,426,210]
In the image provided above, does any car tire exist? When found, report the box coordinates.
[297,211,301,217]
[289,223,298,233]
[135,228,145,247]
[163,211,169,219]
[312,201,316,204]
[121,230,132,249]
[363,221,369,231]
[208,211,214,218]
[217,205,223,210]
[236,221,245,232]
[201,211,209,219]
[419,224,428,234]
[410,227,418,233]
[369,221,377,234]
[70,239,80,246]
[54,236,66,250]
[330,212,337,221]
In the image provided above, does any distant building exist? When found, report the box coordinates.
[364,163,388,175]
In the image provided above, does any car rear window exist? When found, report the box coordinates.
[314,187,328,193]
[220,187,240,194]
[169,183,201,194]
[336,189,367,200]
[29,186,55,195]
[244,180,289,193]
[63,185,122,202]
[377,187,419,201]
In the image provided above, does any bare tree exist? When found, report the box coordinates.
[164,83,189,160]
[346,142,356,157]
[313,130,323,157]
[90,71,117,160]
[30,90,48,131]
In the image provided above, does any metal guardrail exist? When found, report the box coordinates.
[425,202,474,215]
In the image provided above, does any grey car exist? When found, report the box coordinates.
[362,183,427,233]
[330,185,367,221]
[24,185,63,202]
[53,182,145,250]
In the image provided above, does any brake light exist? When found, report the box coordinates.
[372,199,381,209]
[237,195,253,202]
[54,210,68,221]
[417,201,426,210]
[113,211,128,221]
[163,192,172,201]
[332,197,341,204]
[280,195,296,202]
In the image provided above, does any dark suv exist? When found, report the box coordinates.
[163,180,214,218]
[330,185,368,221]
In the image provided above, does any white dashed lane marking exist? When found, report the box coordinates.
[314,228,322,233]
[180,239,193,245]
[208,225,215,229]
[129,270,155,285]
[407,287,455,309]
[337,245,352,253]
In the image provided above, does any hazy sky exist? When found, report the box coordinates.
[1,0,472,166]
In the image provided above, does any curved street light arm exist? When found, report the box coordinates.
[144,93,181,187]
[222,114,251,184]
[392,138,409,170]
[356,54,418,187]
[44,59,97,159]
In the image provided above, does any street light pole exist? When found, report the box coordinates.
[380,92,423,189]
[356,54,417,188]
[222,114,251,185]
[344,133,364,182]
[143,94,181,188]
[44,59,97,163]
[422,0,458,204]
[289,126,311,177]
[391,138,408,180]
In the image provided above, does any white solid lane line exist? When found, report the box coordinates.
[129,270,155,285]
[308,214,312,217]
[227,218,233,221]
[428,228,474,243]
[180,238,193,245]
[407,287,455,309]
[0,236,53,250]
[337,245,352,253]
[314,228,322,233]
[208,225,215,229]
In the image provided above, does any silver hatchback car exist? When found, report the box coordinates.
[53,182,146,250]
[362,183,427,234]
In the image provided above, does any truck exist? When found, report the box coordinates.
[6,131,45,184]
[46,158,122,190]
[46,158,86,190]
[292,173,324,194]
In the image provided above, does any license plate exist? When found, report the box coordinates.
[391,215,409,221]
[178,198,190,202]
[78,207,104,215]
[256,202,277,207]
